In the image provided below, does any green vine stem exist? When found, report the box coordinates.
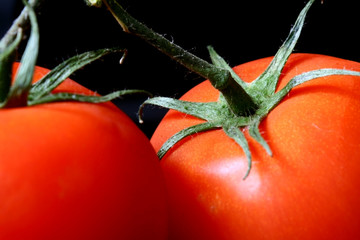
[0,0,44,53]
[3,0,40,108]
[100,0,360,179]
[100,0,257,117]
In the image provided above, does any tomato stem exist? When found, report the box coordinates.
[101,0,257,116]
[121,0,360,179]
[0,0,44,53]
[3,0,40,108]
[0,29,22,103]
[0,0,44,104]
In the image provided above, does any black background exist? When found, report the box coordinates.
[1,0,359,137]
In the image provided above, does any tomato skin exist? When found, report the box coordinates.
[151,54,360,240]
[0,64,168,240]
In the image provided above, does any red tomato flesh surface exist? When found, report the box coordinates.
[151,54,360,240]
[0,63,168,240]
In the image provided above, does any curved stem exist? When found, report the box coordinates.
[102,0,257,116]
[103,0,223,80]
[4,0,39,108]
[0,29,23,103]
[0,0,45,105]
[0,0,44,53]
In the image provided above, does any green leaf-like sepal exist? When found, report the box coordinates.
[29,89,150,106]
[157,122,217,159]
[248,120,272,156]
[208,46,247,89]
[26,47,150,106]
[265,69,360,113]
[249,0,315,98]
[139,97,221,122]
[29,48,126,101]
[223,125,252,179]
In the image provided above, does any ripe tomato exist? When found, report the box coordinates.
[151,53,360,240]
[0,63,168,240]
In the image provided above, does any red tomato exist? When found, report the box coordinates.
[0,63,168,240]
[151,53,360,240]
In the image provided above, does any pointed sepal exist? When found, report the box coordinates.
[223,125,252,179]
[28,89,151,106]
[249,0,315,99]
[157,122,217,159]
[265,68,360,113]
[29,48,126,101]
[248,120,272,156]
[139,97,221,123]
[207,46,248,89]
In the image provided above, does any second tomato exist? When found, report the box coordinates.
[151,54,360,240]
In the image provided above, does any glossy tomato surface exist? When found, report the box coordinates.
[151,54,360,240]
[0,63,168,240]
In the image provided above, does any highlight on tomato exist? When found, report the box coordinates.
[0,2,167,239]
[102,0,360,239]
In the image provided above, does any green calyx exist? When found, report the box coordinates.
[0,1,148,109]
[103,0,360,179]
